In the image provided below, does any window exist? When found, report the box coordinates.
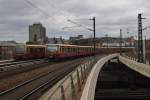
[47,45,58,52]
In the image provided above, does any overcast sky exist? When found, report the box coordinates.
[0,0,150,42]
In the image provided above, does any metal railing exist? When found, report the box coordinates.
[41,58,95,100]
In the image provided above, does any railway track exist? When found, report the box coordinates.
[95,58,150,100]
[0,59,50,78]
[0,57,91,100]
[95,89,150,99]
[0,60,14,64]
[0,58,48,68]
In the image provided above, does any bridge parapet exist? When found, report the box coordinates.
[40,57,95,100]
[80,54,119,100]
[119,56,150,78]
[122,53,150,65]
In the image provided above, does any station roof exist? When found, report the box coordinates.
[0,41,16,47]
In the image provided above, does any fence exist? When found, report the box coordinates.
[41,58,96,100]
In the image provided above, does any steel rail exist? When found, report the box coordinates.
[0,59,49,72]
[20,62,79,100]
[0,58,88,100]
[0,58,47,67]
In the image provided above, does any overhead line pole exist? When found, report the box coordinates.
[89,17,96,58]
[120,29,122,55]
[138,13,146,63]
[93,17,96,55]
[67,17,96,59]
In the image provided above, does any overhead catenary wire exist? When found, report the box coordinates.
[45,0,94,31]
[143,25,150,30]
[24,0,55,20]
[23,0,67,32]
[67,19,93,31]
[24,0,93,34]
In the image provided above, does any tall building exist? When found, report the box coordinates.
[29,23,46,43]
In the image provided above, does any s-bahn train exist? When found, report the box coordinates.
[14,44,134,60]
[14,44,96,60]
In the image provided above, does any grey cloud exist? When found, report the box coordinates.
[0,0,150,42]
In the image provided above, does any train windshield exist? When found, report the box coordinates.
[47,45,58,52]
[15,44,25,54]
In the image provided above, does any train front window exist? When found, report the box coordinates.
[15,44,25,54]
[47,45,58,52]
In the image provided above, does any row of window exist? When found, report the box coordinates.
[24,46,95,53]
[59,47,94,53]
[27,47,45,53]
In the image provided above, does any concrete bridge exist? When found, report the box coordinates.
[40,54,150,100]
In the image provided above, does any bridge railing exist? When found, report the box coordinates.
[40,57,96,100]
[122,53,150,65]
[80,54,119,100]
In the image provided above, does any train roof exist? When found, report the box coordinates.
[100,47,135,49]
[46,44,94,48]
[16,44,46,47]
[26,44,46,47]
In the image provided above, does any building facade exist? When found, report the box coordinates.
[0,41,16,60]
[29,23,46,44]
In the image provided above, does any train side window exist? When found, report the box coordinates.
[61,47,64,53]
[68,47,69,52]
[27,48,29,53]
[68,47,70,53]
[59,47,61,52]
[64,47,66,53]
[70,47,72,53]
[71,47,73,53]
[60,47,62,52]
[66,47,68,53]
[69,47,71,53]
[62,47,64,53]
[65,47,67,53]
[57,46,60,52]
[30,48,32,53]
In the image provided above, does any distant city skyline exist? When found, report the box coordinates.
[0,0,150,42]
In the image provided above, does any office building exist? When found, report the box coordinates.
[29,23,46,43]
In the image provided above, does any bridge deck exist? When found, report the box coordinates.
[81,54,150,100]
[94,60,150,100]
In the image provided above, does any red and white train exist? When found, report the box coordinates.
[14,44,134,60]
[14,44,96,60]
